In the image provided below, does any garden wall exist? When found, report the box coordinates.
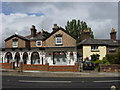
[100,64,120,72]
[1,62,80,72]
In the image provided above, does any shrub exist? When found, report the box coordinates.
[101,57,110,65]
[91,54,100,61]
[106,54,120,64]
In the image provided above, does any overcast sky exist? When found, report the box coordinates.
[0,2,118,47]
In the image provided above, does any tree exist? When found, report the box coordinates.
[118,46,120,61]
[65,19,94,43]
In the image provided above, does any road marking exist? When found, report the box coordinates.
[19,80,72,83]
[93,80,120,83]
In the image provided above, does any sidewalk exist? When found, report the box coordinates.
[1,69,120,77]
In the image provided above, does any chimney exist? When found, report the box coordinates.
[31,25,37,37]
[110,28,116,41]
[81,29,91,40]
[40,29,44,38]
[52,24,59,31]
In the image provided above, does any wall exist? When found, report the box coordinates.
[1,62,80,72]
[0,63,13,69]
[45,30,76,47]
[5,37,27,48]
[30,40,45,47]
[83,45,106,60]
[100,64,120,72]
[106,47,118,54]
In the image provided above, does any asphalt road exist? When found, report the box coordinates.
[2,75,120,90]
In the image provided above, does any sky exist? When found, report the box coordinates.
[0,1,119,47]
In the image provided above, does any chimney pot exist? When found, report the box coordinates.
[30,25,37,37]
[110,28,116,41]
[53,24,59,31]
[81,29,91,40]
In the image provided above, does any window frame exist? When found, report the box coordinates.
[12,39,18,48]
[91,45,99,51]
[36,40,42,47]
[56,37,62,45]
[108,47,116,52]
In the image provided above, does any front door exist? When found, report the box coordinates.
[15,52,20,67]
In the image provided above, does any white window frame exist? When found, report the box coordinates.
[91,45,99,51]
[36,40,42,47]
[108,47,116,52]
[56,37,62,45]
[12,40,18,48]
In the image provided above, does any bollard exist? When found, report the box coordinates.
[110,85,116,90]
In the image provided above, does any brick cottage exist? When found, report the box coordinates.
[1,24,120,72]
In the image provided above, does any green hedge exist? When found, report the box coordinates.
[106,54,120,64]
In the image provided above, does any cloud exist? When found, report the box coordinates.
[1,2,118,48]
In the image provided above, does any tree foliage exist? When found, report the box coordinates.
[90,54,100,61]
[65,19,94,43]
[106,54,120,64]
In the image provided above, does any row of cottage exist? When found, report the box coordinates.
[1,24,120,67]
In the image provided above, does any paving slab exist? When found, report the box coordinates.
[1,69,120,77]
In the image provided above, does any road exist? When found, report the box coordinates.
[2,75,120,90]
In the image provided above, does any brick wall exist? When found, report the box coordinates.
[100,64,120,72]
[106,47,118,54]
[45,30,76,47]
[1,62,80,72]
[21,63,49,71]
[0,63,13,69]
[30,40,45,47]
[5,37,27,48]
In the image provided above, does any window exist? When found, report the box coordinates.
[56,37,62,45]
[108,47,116,52]
[36,40,42,46]
[91,45,99,51]
[12,39,18,48]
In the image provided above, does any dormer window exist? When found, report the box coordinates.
[91,45,99,51]
[55,34,62,45]
[56,37,62,45]
[12,39,18,48]
[36,40,42,47]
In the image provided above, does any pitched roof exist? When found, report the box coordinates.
[78,38,119,46]
[25,31,50,41]
[5,34,29,41]
[43,27,76,41]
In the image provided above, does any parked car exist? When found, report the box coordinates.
[83,60,95,70]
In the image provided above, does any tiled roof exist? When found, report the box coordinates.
[26,32,44,40]
[26,31,50,41]
[43,27,76,41]
[5,34,29,41]
[78,38,119,46]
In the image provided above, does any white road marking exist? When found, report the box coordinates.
[19,80,72,83]
[93,80,120,83]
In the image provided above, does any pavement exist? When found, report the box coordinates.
[1,69,120,77]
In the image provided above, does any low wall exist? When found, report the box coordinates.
[100,64,120,72]
[1,62,80,72]
[21,63,49,71]
[0,63,13,69]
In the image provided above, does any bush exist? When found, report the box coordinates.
[91,54,100,61]
[106,54,120,64]
[101,57,110,65]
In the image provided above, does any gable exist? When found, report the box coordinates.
[5,34,29,41]
[45,29,76,47]
[44,27,76,41]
